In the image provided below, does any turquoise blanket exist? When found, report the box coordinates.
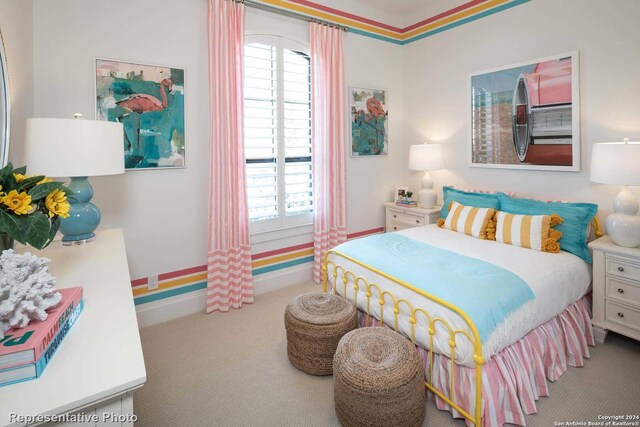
[334,234,535,341]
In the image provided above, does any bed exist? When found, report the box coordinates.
[323,224,598,426]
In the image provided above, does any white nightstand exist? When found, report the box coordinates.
[589,235,640,344]
[384,202,441,233]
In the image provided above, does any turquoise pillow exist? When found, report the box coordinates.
[441,186,500,218]
[497,193,598,263]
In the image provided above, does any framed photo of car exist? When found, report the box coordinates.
[469,51,580,171]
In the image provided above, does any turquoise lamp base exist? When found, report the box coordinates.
[60,176,101,245]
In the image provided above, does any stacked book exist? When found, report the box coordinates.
[0,287,83,387]
[396,200,418,208]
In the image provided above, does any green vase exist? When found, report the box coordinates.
[0,233,14,253]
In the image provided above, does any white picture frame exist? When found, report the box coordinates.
[350,86,389,157]
[468,51,580,172]
[95,57,187,171]
[394,186,409,202]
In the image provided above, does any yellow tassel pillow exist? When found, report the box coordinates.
[437,201,495,239]
[493,211,564,253]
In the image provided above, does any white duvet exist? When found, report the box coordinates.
[327,225,591,367]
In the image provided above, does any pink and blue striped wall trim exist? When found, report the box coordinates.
[250,0,532,45]
[132,226,384,305]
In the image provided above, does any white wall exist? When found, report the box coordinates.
[32,0,210,280]
[29,1,404,284]
[12,0,640,323]
[402,0,640,221]
[0,0,33,165]
[344,32,404,232]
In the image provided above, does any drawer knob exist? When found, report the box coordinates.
[393,214,397,218]
[618,266,625,272]
[617,288,625,294]
[393,227,398,231]
[618,312,625,318]
[416,219,420,224]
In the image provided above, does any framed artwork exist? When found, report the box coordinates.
[469,51,580,171]
[95,58,185,170]
[350,87,388,157]
[394,186,409,202]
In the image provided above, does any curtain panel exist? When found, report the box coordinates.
[310,23,348,283]
[206,0,254,312]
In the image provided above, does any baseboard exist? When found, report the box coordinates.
[136,263,314,328]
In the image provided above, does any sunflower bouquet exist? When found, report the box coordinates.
[0,162,72,250]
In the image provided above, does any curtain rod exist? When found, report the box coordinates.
[240,0,349,32]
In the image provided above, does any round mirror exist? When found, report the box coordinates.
[0,31,10,166]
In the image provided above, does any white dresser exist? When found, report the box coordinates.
[384,202,441,233]
[0,229,146,426]
[589,236,640,344]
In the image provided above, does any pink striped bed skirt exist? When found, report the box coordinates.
[358,295,594,426]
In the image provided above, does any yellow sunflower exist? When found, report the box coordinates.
[45,189,70,218]
[37,177,53,185]
[3,190,33,215]
[0,186,5,203]
[13,173,28,183]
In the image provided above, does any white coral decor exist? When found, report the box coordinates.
[0,250,62,340]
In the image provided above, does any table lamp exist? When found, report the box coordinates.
[24,114,124,245]
[409,143,444,208]
[590,138,640,247]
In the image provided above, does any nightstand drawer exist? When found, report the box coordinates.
[606,256,640,282]
[384,203,441,234]
[389,211,425,227]
[606,300,640,331]
[606,277,640,307]
[590,236,640,343]
[388,223,410,232]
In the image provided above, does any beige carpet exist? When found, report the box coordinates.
[134,282,640,426]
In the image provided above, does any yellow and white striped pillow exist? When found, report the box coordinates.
[440,201,495,239]
[494,211,563,252]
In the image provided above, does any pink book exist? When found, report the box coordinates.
[0,287,83,371]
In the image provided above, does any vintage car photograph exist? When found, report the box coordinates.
[470,52,579,171]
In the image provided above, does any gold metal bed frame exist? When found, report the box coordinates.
[323,250,485,426]
[321,217,601,427]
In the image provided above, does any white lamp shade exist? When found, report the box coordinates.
[25,118,124,177]
[409,143,444,171]
[590,141,640,185]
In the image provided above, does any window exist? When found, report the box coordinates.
[244,36,312,233]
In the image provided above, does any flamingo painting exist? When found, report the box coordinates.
[96,59,185,170]
[365,97,385,119]
[350,87,388,156]
[117,78,173,117]
[116,78,173,155]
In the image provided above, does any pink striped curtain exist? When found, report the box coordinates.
[310,23,347,283]
[206,0,254,312]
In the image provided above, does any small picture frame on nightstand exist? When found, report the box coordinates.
[394,186,409,202]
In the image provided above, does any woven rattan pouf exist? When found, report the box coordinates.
[333,327,426,427]
[284,292,358,376]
